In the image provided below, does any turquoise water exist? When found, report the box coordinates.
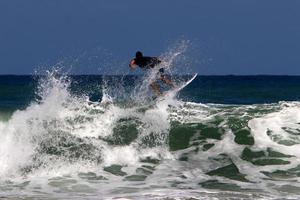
[1,73,300,199]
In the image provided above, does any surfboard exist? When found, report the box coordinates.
[156,73,198,101]
[173,73,198,93]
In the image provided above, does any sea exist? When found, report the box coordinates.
[1,72,300,200]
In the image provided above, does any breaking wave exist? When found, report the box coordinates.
[1,48,300,199]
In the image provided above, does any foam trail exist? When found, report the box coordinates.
[249,102,300,158]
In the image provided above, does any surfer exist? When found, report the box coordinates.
[129,51,174,96]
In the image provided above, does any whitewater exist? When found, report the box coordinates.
[1,51,300,199]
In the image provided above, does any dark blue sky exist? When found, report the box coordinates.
[0,0,300,75]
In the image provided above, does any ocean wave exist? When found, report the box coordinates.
[1,70,300,199]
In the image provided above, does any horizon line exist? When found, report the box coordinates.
[1,74,300,76]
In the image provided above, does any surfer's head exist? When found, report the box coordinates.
[135,51,143,58]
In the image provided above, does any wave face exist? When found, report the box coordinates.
[1,72,300,199]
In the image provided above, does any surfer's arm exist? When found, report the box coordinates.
[129,59,137,69]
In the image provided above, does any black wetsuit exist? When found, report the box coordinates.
[134,56,161,69]
[134,56,165,75]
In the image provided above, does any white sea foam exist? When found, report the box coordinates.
[1,75,300,199]
[2,52,300,199]
[0,69,177,179]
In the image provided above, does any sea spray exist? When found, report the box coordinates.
[1,74,300,199]
[131,40,191,103]
[0,68,178,181]
[2,55,300,199]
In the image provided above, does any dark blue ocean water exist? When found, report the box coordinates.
[1,75,300,112]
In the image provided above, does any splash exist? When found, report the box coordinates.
[131,40,190,103]
[0,68,177,181]
[3,47,300,199]
[0,42,194,180]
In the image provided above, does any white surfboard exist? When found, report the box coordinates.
[173,73,198,93]
[157,73,198,100]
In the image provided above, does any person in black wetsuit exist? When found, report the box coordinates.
[129,51,174,96]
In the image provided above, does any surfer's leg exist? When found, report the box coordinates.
[158,68,174,88]
[160,75,174,88]
[150,82,162,96]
